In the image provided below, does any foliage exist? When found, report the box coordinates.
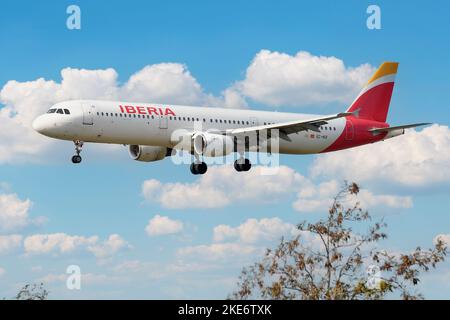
[230,182,447,300]
[14,283,49,300]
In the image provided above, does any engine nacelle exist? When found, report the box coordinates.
[193,132,234,157]
[129,145,168,162]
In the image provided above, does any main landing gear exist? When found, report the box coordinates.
[71,140,84,164]
[190,162,207,175]
[234,158,251,172]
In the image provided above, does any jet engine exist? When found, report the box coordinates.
[193,132,234,157]
[129,145,170,162]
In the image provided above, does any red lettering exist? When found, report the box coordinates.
[147,107,158,115]
[125,106,136,113]
[165,108,176,116]
[119,105,176,116]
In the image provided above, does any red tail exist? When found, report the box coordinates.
[347,62,398,123]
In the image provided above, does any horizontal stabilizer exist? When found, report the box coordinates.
[369,123,431,134]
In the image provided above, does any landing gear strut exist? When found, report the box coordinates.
[234,158,251,172]
[71,140,84,164]
[190,162,207,175]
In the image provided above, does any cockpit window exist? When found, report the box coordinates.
[56,109,64,114]
[47,109,56,113]
[64,109,70,114]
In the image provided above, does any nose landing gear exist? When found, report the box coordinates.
[71,140,84,164]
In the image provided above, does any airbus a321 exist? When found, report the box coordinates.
[32,62,428,175]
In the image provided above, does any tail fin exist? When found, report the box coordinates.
[347,62,399,122]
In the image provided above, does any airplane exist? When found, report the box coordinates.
[32,62,429,175]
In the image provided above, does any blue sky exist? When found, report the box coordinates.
[0,0,450,299]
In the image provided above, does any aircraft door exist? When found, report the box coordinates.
[82,103,95,125]
[159,115,168,129]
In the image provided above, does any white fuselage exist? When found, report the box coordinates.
[32,100,346,155]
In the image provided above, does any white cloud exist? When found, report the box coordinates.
[293,179,412,213]
[310,125,450,188]
[0,267,5,277]
[0,234,22,254]
[87,234,131,260]
[177,243,257,261]
[234,50,374,107]
[0,193,33,231]
[23,233,98,255]
[142,165,305,209]
[23,232,130,260]
[121,63,215,106]
[145,215,184,236]
[213,217,298,244]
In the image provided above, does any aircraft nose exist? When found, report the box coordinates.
[32,115,50,134]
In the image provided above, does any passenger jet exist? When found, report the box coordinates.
[32,62,428,174]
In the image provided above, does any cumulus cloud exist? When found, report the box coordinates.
[310,125,450,188]
[145,215,184,236]
[213,217,298,244]
[23,233,130,260]
[142,165,305,209]
[0,193,34,231]
[121,63,217,106]
[23,233,98,255]
[178,216,322,263]
[0,234,22,254]
[87,234,131,260]
[233,50,374,107]
[293,179,413,213]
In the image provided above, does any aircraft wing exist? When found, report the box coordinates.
[224,111,357,141]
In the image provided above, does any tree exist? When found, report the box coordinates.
[14,283,49,300]
[230,182,447,300]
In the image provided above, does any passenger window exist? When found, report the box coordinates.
[219,120,222,123]
[183,117,186,121]
[203,118,206,122]
[64,109,70,114]
[215,119,218,123]
[210,119,213,123]
[246,121,249,125]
